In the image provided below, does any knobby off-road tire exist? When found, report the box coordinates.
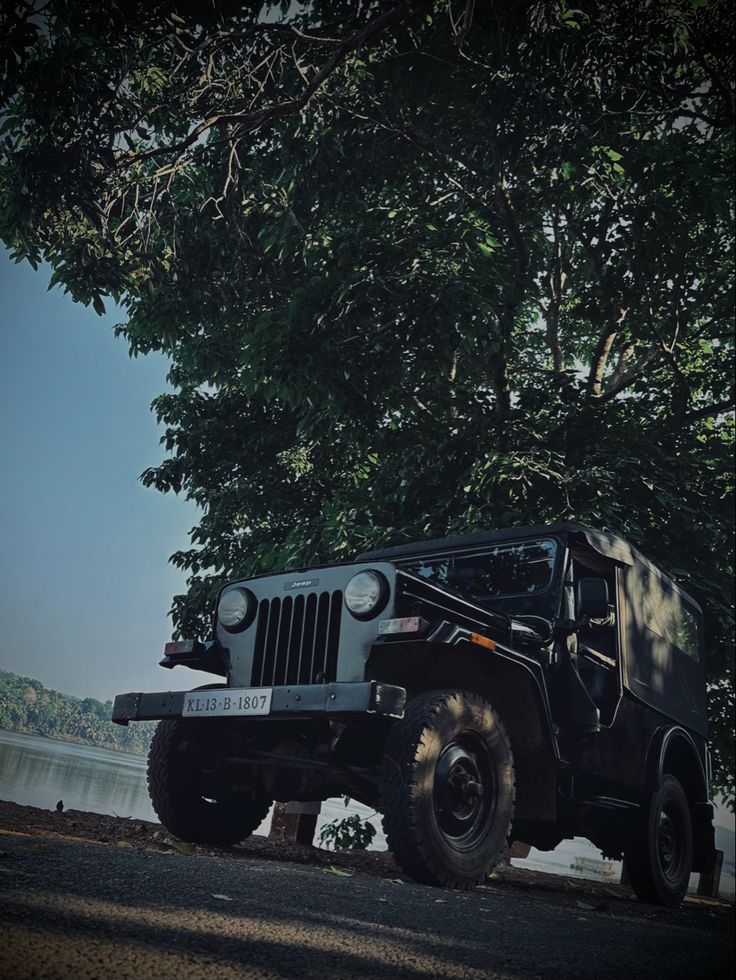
[147,719,271,845]
[381,690,515,889]
[625,774,693,906]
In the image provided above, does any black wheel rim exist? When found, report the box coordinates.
[657,802,686,884]
[433,733,496,851]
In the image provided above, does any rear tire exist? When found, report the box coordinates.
[147,719,271,845]
[625,774,693,906]
[380,690,515,889]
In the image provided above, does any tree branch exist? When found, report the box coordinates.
[597,340,661,402]
[543,210,566,374]
[120,2,429,168]
[588,331,619,398]
[682,398,736,424]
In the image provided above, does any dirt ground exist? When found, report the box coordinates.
[0,797,702,905]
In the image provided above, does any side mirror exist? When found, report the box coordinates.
[576,578,609,620]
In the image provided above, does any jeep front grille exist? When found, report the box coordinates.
[250,591,343,686]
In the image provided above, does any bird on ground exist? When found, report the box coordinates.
[56,800,64,813]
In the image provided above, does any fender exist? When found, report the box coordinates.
[374,620,560,758]
[646,725,708,798]
[369,622,561,823]
[646,725,715,872]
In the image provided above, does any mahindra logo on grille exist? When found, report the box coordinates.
[284,577,319,591]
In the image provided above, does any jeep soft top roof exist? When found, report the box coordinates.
[358,523,701,614]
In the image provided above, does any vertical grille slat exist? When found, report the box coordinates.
[265,597,282,686]
[273,596,293,686]
[325,591,342,683]
[313,592,331,682]
[298,593,318,684]
[285,595,305,685]
[250,589,343,687]
[252,599,270,687]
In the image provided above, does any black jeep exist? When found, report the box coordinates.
[112,523,716,905]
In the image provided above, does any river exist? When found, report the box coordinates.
[0,728,384,846]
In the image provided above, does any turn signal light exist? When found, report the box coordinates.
[163,640,204,658]
[470,632,496,651]
[378,617,427,635]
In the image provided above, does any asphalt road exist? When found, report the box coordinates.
[0,829,733,980]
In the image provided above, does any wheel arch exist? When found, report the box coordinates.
[647,726,708,803]
[376,644,559,823]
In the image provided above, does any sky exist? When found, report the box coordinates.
[0,246,213,701]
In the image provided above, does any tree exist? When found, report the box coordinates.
[1,1,733,800]
[0,669,155,752]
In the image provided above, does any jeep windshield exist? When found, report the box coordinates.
[395,538,558,604]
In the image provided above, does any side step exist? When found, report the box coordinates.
[580,795,640,811]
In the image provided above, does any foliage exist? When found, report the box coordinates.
[0,2,733,799]
[318,797,378,850]
[0,669,154,755]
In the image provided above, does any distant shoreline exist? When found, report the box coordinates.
[0,726,147,758]
[0,669,154,757]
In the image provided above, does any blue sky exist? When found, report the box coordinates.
[0,247,210,701]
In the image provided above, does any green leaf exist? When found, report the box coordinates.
[324,866,353,877]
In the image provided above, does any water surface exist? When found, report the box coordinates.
[0,728,384,845]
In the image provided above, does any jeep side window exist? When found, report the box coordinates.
[641,573,700,662]
[628,563,707,725]
[572,555,621,725]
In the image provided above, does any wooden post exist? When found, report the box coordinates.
[697,849,724,899]
[500,840,532,864]
[287,801,321,846]
[620,859,630,887]
[268,801,321,846]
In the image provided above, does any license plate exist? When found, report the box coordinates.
[181,688,273,718]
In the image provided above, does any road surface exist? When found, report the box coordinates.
[0,826,732,979]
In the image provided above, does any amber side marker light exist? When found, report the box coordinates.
[470,632,496,651]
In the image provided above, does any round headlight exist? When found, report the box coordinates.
[344,570,387,619]
[218,588,256,632]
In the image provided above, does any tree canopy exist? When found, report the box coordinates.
[1,0,733,799]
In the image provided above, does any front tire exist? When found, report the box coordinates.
[625,774,693,906]
[380,690,515,889]
[147,719,272,845]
